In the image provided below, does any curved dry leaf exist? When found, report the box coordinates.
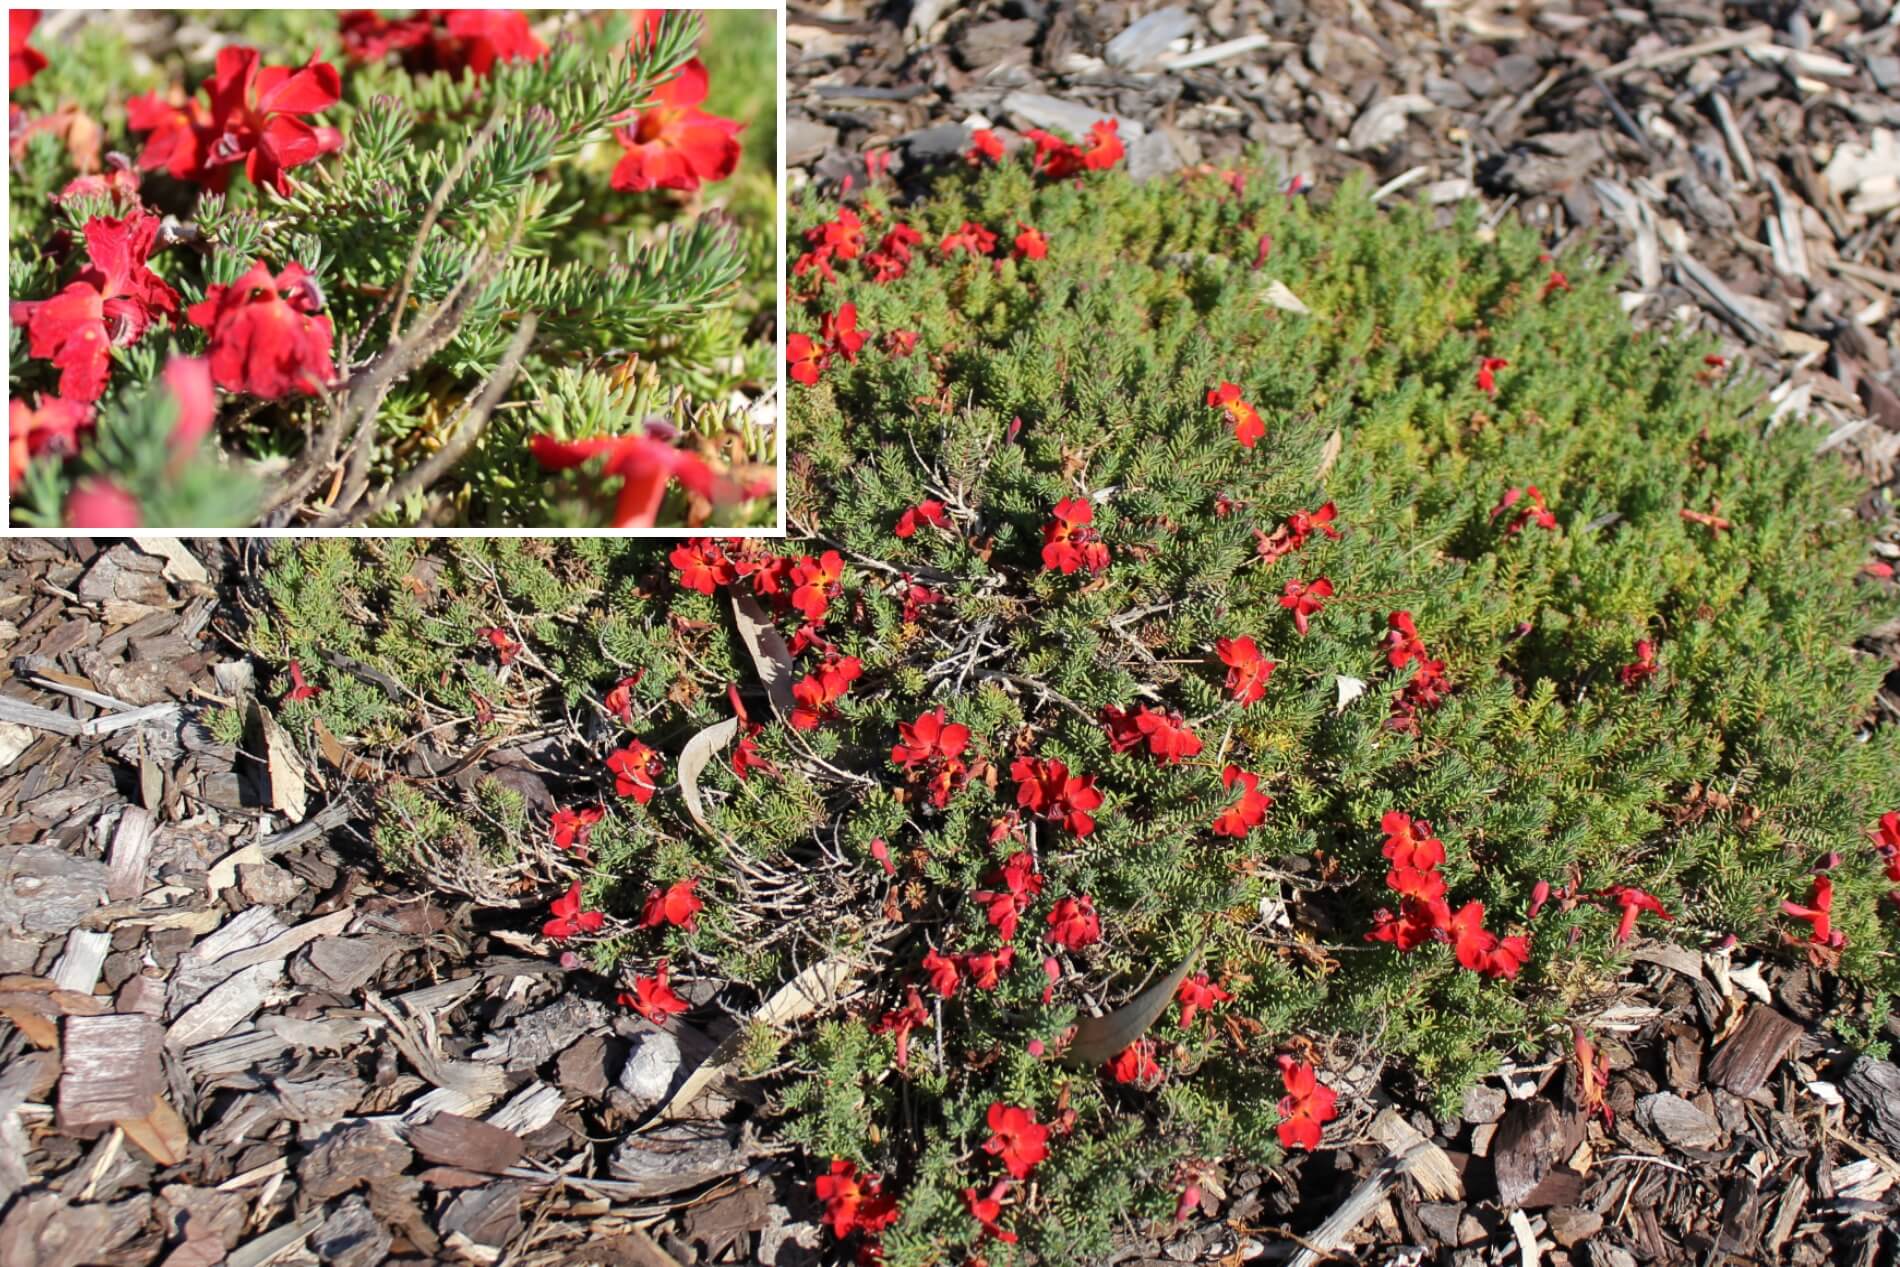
[731,592,796,722]
[678,717,741,838]
[654,954,858,1123]
[1062,947,1201,1069]
[1315,427,1343,482]
[1260,278,1311,314]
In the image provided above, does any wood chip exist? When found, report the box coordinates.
[57,1014,164,1128]
[1707,1004,1803,1095]
[407,1114,526,1173]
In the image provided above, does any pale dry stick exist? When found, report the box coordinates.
[342,315,539,526]
[1601,24,1772,78]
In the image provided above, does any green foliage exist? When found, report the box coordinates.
[250,150,1898,1264]
[7,8,775,527]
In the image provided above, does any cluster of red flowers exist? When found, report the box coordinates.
[965,119,1125,179]
[937,218,1048,265]
[1011,755,1104,837]
[919,944,1016,999]
[1275,1055,1339,1150]
[795,205,928,287]
[791,652,862,730]
[890,706,973,807]
[11,210,180,403]
[127,45,342,194]
[788,301,874,386]
[1254,501,1338,564]
[1206,381,1265,448]
[1041,497,1110,575]
[1382,611,1450,732]
[1491,484,1557,535]
[1102,703,1202,764]
[814,1158,900,1244]
[339,9,545,76]
[973,851,1045,942]
[1364,812,1530,980]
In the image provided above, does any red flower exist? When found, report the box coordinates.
[1044,894,1100,951]
[54,156,143,208]
[611,55,741,192]
[894,499,947,539]
[528,432,719,529]
[1366,897,1451,952]
[194,47,344,194]
[1541,270,1570,299]
[1256,501,1340,561]
[551,805,603,852]
[1873,812,1900,887]
[966,127,1005,165]
[1107,1039,1163,1086]
[11,210,181,402]
[1476,356,1509,396]
[1041,497,1110,575]
[1215,635,1276,706]
[983,1102,1050,1179]
[542,881,606,941]
[162,355,218,455]
[1024,120,1123,178]
[61,480,140,531]
[1782,875,1846,952]
[11,10,46,91]
[864,223,924,282]
[1491,485,1557,534]
[964,1181,1018,1244]
[125,89,211,182]
[1012,756,1103,837]
[1279,576,1334,636]
[939,221,997,258]
[790,654,861,729]
[185,261,336,399]
[1275,1056,1337,1151]
[1380,811,1446,874]
[884,329,919,358]
[872,986,929,1071]
[282,660,320,702]
[1600,885,1671,944]
[1619,639,1658,689]
[608,739,665,804]
[621,958,689,1023]
[973,852,1043,942]
[891,707,972,807]
[430,9,548,77]
[1175,973,1233,1028]
[789,550,845,623]
[1447,901,1529,979]
[787,332,829,386]
[639,878,702,932]
[804,208,866,265]
[9,394,93,490]
[671,540,735,595]
[603,674,643,725]
[963,947,1015,991]
[1211,765,1273,838]
[815,1159,901,1240]
[1102,703,1203,764]
[337,10,434,62]
[1012,223,1048,261]
[480,627,521,664]
[1206,381,1265,448]
[922,947,961,998]
[1383,612,1451,731]
[821,303,867,363]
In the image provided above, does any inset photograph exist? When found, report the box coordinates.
[9,7,779,530]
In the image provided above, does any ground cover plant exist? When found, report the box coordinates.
[252,131,1898,1265]
[8,7,776,529]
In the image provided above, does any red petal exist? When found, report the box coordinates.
[255,56,341,116]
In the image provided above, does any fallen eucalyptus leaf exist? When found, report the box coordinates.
[1260,278,1311,314]
[678,717,741,838]
[1335,675,1367,713]
[731,592,796,723]
[1062,947,1200,1069]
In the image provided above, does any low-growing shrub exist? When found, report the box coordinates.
[255,135,1897,1265]
[8,7,776,528]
